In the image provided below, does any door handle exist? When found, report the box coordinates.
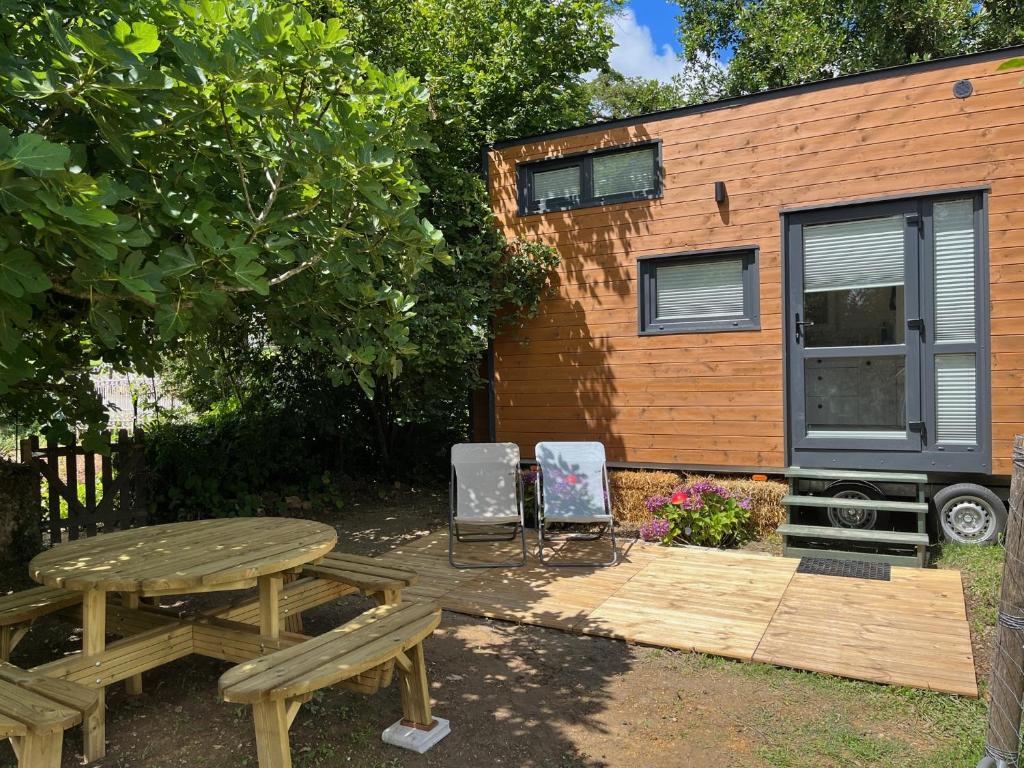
[795,313,815,341]
[907,318,924,331]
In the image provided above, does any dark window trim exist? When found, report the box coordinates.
[637,246,761,335]
[517,140,662,216]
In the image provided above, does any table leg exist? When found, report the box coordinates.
[82,588,107,761]
[258,574,284,641]
[121,592,144,695]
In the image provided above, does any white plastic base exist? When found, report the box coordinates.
[381,717,451,753]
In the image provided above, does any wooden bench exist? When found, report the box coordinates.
[0,662,99,768]
[301,552,419,606]
[0,587,82,661]
[219,600,444,767]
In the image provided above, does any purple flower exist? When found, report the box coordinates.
[522,470,538,485]
[644,494,671,512]
[640,517,671,542]
[738,497,753,510]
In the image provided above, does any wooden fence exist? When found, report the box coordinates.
[20,430,149,544]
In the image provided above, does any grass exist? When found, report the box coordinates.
[936,541,1004,633]
[668,652,989,767]
[656,539,1005,767]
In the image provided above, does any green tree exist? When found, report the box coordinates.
[0,1,444,444]
[166,0,614,467]
[585,70,687,120]
[677,0,1024,98]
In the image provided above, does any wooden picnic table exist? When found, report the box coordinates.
[28,517,337,762]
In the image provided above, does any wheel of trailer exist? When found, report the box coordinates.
[824,481,887,530]
[934,483,1007,545]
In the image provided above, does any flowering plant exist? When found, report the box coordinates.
[644,480,752,547]
[639,517,670,541]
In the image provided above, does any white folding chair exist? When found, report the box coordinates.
[534,441,617,567]
[449,443,527,568]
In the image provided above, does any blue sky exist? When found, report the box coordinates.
[629,0,683,58]
[609,0,730,83]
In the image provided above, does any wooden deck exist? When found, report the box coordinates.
[375,530,978,697]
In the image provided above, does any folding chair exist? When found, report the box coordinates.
[449,443,527,568]
[534,441,618,567]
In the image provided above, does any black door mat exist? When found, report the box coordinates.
[797,557,891,581]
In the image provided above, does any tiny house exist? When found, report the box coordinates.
[482,47,1024,557]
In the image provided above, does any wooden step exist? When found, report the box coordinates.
[777,523,929,546]
[783,495,928,515]
[785,468,928,485]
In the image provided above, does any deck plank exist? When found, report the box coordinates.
[374,531,978,697]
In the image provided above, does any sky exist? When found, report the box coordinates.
[608,0,730,84]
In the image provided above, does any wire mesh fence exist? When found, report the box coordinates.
[978,435,1024,768]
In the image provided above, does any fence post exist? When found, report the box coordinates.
[979,435,1024,768]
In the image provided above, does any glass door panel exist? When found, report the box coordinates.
[788,204,921,452]
[805,356,907,439]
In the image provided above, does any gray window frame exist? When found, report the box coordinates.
[517,140,662,216]
[637,246,761,335]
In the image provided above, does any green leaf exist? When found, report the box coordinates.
[997,57,1024,71]
[113,20,160,58]
[7,133,69,172]
[155,301,187,339]
[0,250,51,297]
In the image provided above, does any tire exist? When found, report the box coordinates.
[934,483,1007,545]
[824,481,888,530]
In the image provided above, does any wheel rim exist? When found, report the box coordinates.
[941,496,996,543]
[827,490,878,529]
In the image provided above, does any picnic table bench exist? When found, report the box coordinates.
[0,587,81,661]
[301,551,419,605]
[219,599,446,767]
[0,662,99,768]
[13,520,447,765]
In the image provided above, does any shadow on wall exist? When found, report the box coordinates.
[496,128,667,465]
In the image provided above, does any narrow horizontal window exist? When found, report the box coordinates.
[639,249,759,334]
[519,142,660,214]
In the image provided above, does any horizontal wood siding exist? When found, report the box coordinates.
[488,53,1024,476]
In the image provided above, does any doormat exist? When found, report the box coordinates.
[797,557,891,581]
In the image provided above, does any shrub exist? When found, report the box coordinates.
[646,480,752,548]
[608,470,682,528]
[685,474,787,540]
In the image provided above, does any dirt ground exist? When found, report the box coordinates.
[0,485,986,768]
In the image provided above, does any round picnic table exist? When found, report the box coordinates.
[28,517,337,761]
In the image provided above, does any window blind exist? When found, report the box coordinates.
[532,166,580,202]
[935,353,977,445]
[934,199,976,343]
[656,258,744,320]
[592,148,655,198]
[803,215,905,293]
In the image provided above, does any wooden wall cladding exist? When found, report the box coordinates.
[488,52,1024,475]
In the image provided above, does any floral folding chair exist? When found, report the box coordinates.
[449,443,527,568]
[534,441,618,567]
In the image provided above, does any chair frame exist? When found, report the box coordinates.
[448,452,527,569]
[536,458,618,568]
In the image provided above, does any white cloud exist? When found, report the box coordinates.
[607,8,685,84]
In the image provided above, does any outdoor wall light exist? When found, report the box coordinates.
[714,180,727,204]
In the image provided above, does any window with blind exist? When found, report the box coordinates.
[518,142,660,214]
[930,197,983,449]
[639,248,760,334]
